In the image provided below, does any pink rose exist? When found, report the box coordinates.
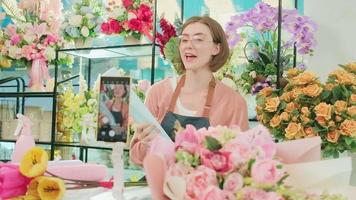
[251,159,285,185]
[166,163,193,177]
[10,34,21,45]
[44,34,59,46]
[137,4,153,22]
[251,125,276,159]
[128,18,142,32]
[200,186,226,200]
[175,125,201,154]
[186,166,217,199]
[242,187,284,200]
[223,172,243,192]
[109,19,122,34]
[138,79,150,92]
[122,0,133,8]
[101,22,111,34]
[223,138,253,165]
[0,164,31,199]
[200,149,233,174]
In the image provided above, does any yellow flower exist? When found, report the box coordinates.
[300,115,310,123]
[338,72,355,85]
[339,120,356,137]
[315,116,327,127]
[258,87,273,97]
[270,115,281,128]
[264,97,280,112]
[327,130,340,143]
[314,102,332,120]
[20,147,48,178]
[9,196,39,200]
[37,177,66,200]
[291,71,317,85]
[347,106,356,117]
[334,100,348,114]
[345,63,356,73]
[280,92,291,102]
[286,68,302,78]
[280,112,289,121]
[27,177,42,198]
[302,84,323,97]
[285,122,304,139]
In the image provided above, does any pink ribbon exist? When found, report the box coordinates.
[28,59,51,91]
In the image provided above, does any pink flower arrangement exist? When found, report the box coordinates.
[101,0,154,40]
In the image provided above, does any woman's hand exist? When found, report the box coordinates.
[134,123,159,144]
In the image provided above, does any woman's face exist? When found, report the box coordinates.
[179,22,220,71]
[113,84,125,97]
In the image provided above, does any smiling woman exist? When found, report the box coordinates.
[130,16,249,165]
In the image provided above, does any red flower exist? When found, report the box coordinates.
[101,22,111,34]
[122,0,133,9]
[109,19,122,34]
[137,4,153,22]
[128,18,142,32]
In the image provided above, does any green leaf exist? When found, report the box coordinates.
[205,136,222,151]
[320,90,331,101]
[258,52,272,65]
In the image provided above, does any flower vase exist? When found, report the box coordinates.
[74,38,94,48]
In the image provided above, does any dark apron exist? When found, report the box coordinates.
[161,74,216,140]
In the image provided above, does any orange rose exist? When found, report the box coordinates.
[350,94,356,104]
[339,120,356,137]
[324,83,336,91]
[314,102,332,120]
[327,130,340,143]
[285,122,304,139]
[291,71,317,85]
[338,72,355,85]
[304,127,317,137]
[290,88,303,99]
[315,116,327,126]
[334,100,347,114]
[347,106,356,116]
[280,92,291,102]
[302,84,323,97]
[270,115,281,128]
[328,121,336,128]
[264,97,280,112]
[301,107,310,116]
[292,116,298,122]
[258,87,273,97]
[285,102,298,113]
[280,112,289,121]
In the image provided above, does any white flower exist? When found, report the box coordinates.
[127,11,137,20]
[81,26,90,37]
[109,7,125,19]
[45,47,56,60]
[85,13,94,19]
[69,15,83,27]
[8,46,21,59]
[249,71,257,78]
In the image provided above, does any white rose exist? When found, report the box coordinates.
[127,11,137,20]
[81,26,90,37]
[109,7,125,19]
[86,13,94,19]
[69,15,83,27]
[45,47,56,60]
[249,71,256,79]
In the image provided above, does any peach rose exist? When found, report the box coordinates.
[315,116,327,126]
[345,63,356,73]
[350,94,356,104]
[286,68,302,78]
[328,121,336,128]
[280,112,289,121]
[280,92,291,102]
[304,127,317,137]
[334,100,348,114]
[285,122,304,139]
[339,120,356,137]
[256,105,263,113]
[324,83,336,91]
[270,115,281,128]
[338,72,355,85]
[291,71,317,85]
[301,107,310,116]
[290,88,303,99]
[258,87,273,97]
[347,106,356,116]
[302,84,323,97]
[314,102,332,120]
[300,115,310,123]
[292,116,298,122]
[335,115,343,122]
[326,130,340,143]
[285,102,298,113]
[264,97,280,112]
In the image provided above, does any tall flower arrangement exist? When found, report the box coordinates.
[61,0,105,47]
[0,0,67,91]
[101,0,154,41]
[225,2,317,94]
[256,65,356,158]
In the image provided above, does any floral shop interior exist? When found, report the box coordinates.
[0,0,355,199]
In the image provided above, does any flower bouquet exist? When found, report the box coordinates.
[101,0,154,41]
[225,2,317,95]
[62,0,105,48]
[256,66,356,158]
[132,79,151,101]
[145,125,346,200]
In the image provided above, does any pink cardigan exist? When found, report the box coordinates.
[130,77,249,165]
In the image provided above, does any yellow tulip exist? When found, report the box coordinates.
[20,147,48,178]
[27,177,42,198]
[9,195,40,200]
[37,177,66,200]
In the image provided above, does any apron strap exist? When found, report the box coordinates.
[168,74,216,118]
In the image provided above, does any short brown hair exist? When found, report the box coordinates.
[177,16,230,72]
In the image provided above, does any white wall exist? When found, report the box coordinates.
[304,0,356,81]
